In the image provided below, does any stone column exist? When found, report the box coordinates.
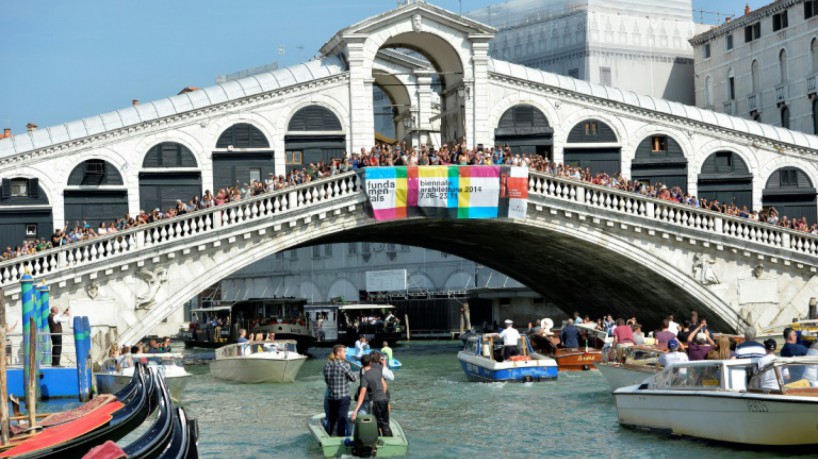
[470,35,493,148]
[415,70,433,146]
[346,36,375,153]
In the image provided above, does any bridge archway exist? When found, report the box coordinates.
[697,151,753,210]
[631,134,688,191]
[563,118,619,174]
[64,159,128,229]
[284,105,346,173]
[139,142,202,213]
[494,105,553,158]
[762,166,817,223]
[212,123,274,191]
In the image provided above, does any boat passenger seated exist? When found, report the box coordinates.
[658,339,688,368]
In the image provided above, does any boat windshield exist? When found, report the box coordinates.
[652,362,723,390]
[102,353,184,372]
[749,362,818,394]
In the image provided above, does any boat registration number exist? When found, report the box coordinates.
[745,400,768,413]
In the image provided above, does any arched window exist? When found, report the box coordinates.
[216,123,269,149]
[781,106,790,129]
[497,105,549,129]
[812,38,818,73]
[779,49,788,83]
[704,75,713,108]
[751,60,760,93]
[142,142,198,168]
[288,105,343,132]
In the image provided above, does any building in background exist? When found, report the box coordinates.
[466,0,708,104]
[690,0,818,135]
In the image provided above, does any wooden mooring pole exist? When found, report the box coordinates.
[404,314,410,341]
[0,289,9,445]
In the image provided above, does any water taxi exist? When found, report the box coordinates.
[758,319,818,349]
[209,340,307,383]
[180,297,315,354]
[457,334,557,382]
[528,333,602,370]
[596,345,664,390]
[307,413,408,458]
[614,357,818,446]
[96,353,192,401]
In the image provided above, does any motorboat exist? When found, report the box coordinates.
[345,348,402,370]
[457,334,557,382]
[96,353,192,402]
[180,297,315,354]
[574,322,613,348]
[614,357,818,446]
[307,413,408,458]
[209,340,307,383]
[596,345,664,390]
[528,333,602,371]
[0,364,152,459]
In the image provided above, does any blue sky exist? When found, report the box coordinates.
[0,1,771,133]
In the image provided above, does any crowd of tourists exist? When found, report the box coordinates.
[2,142,817,262]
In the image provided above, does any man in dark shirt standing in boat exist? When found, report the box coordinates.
[48,306,71,367]
[560,319,580,349]
[324,344,357,436]
[351,354,392,436]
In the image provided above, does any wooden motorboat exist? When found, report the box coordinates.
[345,348,402,371]
[528,334,602,370]
[596,345,664,390]
[96,353,191,402]
[457,334,557,382]
[758,319,818,349]
[614,357,818,446]
[209,340,307,383]
[0,364,152,458]
[307,413,408,458]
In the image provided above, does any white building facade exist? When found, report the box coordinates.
[690,0,818,135]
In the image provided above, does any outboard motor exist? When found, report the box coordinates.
[351,414,379,457]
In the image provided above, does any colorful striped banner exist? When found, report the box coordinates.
[359,166,528,220]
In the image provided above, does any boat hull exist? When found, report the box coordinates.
[96,373,189,402]
[596,363,655,390]
[457,352,557,382]
[615,390,818,446]
[551,348,602,371]
[209,355,306,383]
[307,413,408,458]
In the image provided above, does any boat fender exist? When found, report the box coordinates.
[481,343,491,358]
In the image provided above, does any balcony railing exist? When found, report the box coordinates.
[722,100,737,115]
[748,92,761,112]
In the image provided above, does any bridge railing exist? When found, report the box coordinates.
[0,172,362,287]
[528,171,818,260]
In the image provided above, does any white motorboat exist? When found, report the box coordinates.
[614,357,818,446]
[96,352,192,401]
[209,340,307,383]
[596,345,664,390]
[757,319,818,349]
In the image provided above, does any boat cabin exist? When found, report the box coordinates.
[100,353,185,373]
[183,305,233,344]
[304,304,340,342]
[462,334,535,362]
[214,340,300,360]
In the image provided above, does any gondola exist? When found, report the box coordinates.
[0,364,153,459]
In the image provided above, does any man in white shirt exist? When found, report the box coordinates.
[755,339,779,391]
[667,314,680,335]
[486,319,521,361]
[658,339,688,368]
[48,306,72,366]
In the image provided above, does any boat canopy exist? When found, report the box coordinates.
[190,306,232,313]
[338,304,395,311]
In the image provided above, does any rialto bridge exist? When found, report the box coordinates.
[1,1,818,357]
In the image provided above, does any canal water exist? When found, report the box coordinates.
[171,341,806,459]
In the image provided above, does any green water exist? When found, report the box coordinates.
[171,341,816,458]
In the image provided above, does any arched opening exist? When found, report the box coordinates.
[139,142,202,213]
[812,38,818,73]
[781,106,791,129]
[0,177,51,249]
[212,123,274,190]
[704,75,713,108]
[697,151,753,210]
[284,105,345,173]
[65,159,128,228]
[564,119,619,174]
[726,67,736,101]
[762,167,817,224]
[493,105,553,159]
[813,98,818,135]
[374,30,465,145]
[631,134,688,191]
[779,49,788,83]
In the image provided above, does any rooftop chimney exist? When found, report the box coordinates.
[2,128,9,139]
[132,99,139,106]
[26,123,37,132]
[745,4,751,15]
[725,17,731,23]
